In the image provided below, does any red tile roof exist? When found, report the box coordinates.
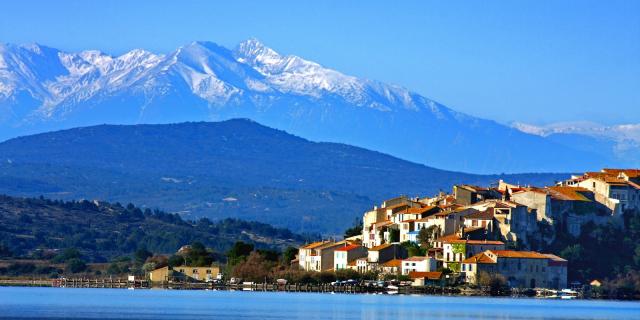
[369,243,393,251]
[462,252,496,264]
[547,186,592,201]
[409,271,443,280]
[335,244,363,252]
[382,259,402,268]
[465,210,494,220]
[489,250,549,259]
[403,256,431,261]
[446,239,504,246]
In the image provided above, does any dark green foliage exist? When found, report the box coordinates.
[282,246,297,264]
[181,242,216,267]
[134,248,152,265]
[106,263,121,275]
[343,219,363,239]
[256,249,279,262]
[401,241,426,257]
[389,229,400,243]
[417,225,439,248]
[544,209,640,284]
[0,120,566,234]
[65,258,87,273]
[226,241,254,266]
[0,194,303,261]
[0,242,13,258]
[52,248,81,263]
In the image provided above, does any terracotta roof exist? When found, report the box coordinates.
[446,239,504,246]
[462,252,496,264]
[435,234,462,242]
[602,169,640,178]
[374,220,394,228]
[315,241,346,250]
[585,172,639,188]
[547,186,592,202]
[465,210,494,220]
[347,260,357,267]
[405,206,438,214]
[403,256,430,262]
[384,203,410,211]
[335,244,363,252]
[489,250,549,259]
[544,254,568,266]
[369,243,393,251]
[302,241,328,249]
[382,259,402,268]
[409,271,443,280]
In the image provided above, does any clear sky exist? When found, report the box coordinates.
[1,0,638,125]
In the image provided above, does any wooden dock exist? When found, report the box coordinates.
[2,278,463,295]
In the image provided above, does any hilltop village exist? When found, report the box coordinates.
[296,168,640,290]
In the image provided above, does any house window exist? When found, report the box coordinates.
[193,269,198,274]
[206,269,212,274]
[462,264,466,271]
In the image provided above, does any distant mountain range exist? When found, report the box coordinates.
[0,40,634,173]
[512,121,640,166]
[0,119,568,234]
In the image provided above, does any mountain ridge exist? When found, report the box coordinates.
[0,40,628,173]
[0,119,570,234]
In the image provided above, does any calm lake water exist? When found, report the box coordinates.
[0,287,639,320]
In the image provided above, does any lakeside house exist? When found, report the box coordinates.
[148,265,221,283]
[333,244,367,271]
[442,239,505,271]
[298,241,346,272]
[401,256,437,275]
[461,250,567,289]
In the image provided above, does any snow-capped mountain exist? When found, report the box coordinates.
[513,121,640,165]
[0,39,633,173]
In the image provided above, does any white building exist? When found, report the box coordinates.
[401,256,437,275]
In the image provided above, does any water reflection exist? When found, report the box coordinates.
[0,287,639,320]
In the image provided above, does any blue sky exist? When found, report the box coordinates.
[1,0,638,125]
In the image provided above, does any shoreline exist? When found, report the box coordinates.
[0,278,608,301]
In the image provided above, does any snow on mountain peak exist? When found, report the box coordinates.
[0,39,456,122]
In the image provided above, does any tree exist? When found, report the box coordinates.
[227,241,254,265]
[478,271,507,295]
[344,219,363,239]
[65,258,87,274]
[106,263,121,275]
[53,248,81,263]
[389,228,400,243]
[417,225,440,247]
[168,255,185,267]
[134,247,152,265]
[282,246,298,264]
[232,251,273,282]
[400,241,425,257]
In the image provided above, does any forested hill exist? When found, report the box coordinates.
[0,119,569,234]
[0,194,305,262]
